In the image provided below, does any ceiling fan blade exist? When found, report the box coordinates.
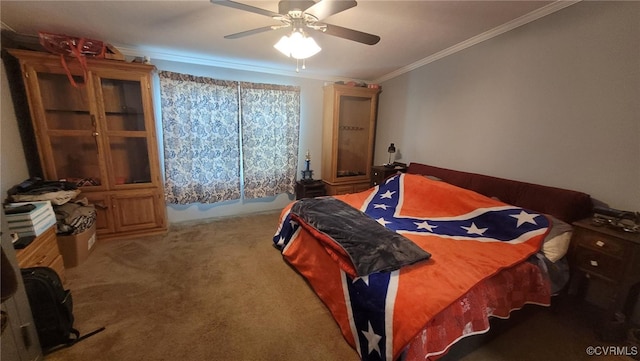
[317,23,380,45]
[210,0,281,18]
[305,0,357,21]
[224,25,276,39]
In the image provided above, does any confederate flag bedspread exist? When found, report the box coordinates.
[289,197,431,277]
[273,173,552,361]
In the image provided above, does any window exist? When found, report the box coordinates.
[159,71,300,204]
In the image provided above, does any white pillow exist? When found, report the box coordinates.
[542,231,572,263]
[542,215,573,262]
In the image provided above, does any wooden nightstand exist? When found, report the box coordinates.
[371,165,407,187]
[15,225,66,283]
[295,180,327,200]
[568,218,640,340]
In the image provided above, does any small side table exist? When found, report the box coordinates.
[568,218,640,341]
[15,225,66,283]
[295,180,327,200]
[371,165,407,187]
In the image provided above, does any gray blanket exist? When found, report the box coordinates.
[290,197,431,277]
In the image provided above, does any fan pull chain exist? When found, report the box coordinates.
[295,59,307,73]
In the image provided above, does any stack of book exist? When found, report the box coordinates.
[5,201,57,238]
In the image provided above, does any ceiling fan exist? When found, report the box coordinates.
[210,0,381,59]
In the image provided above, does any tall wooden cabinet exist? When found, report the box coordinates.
[8,49,167,241]
[321,84,381,195]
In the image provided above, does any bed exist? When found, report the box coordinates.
[272,162,593,361]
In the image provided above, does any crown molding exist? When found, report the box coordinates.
[373,0,581,84]
[115,45,348,83]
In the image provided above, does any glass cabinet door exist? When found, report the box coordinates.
[36,72,103,187]
[336,95,374,179]
[97,77,152,187]
[11,48,167,240]
[321,84,380,193]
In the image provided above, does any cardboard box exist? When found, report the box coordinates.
[56,224,96,268]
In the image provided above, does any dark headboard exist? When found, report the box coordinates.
[407,162,593,224]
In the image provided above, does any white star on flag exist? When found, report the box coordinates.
[361,321,382,356]
[373,204,389,210]
[510,210,539,227]
[380,190,395,199]
[353,274,370,286]
[377,217,391,226]
[462,222,488,235]
[414,221,437,232]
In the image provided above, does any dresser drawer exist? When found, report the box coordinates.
[332,184,356,195]
[353,182,373,193]
[573,227,630,258]
[574,246,624,281]
[15,225,66,282]
[16,226,58,268]
[325,181,371,195]
[295,180,327,199]
[371,170,386,187]
[305,190,326,198]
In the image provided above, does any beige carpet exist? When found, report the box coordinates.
[45,211,631,361]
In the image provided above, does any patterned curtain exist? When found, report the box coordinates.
[240,82,300,199]
[159,71,241,204]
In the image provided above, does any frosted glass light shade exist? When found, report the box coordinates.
[274,31,321,59]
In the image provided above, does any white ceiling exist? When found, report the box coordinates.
[1,1,576,82]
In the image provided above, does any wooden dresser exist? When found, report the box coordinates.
[569,218,640,340]
[15,225,65,283]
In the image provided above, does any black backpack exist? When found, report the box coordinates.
[20,267,79,352]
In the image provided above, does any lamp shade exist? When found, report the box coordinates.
[274,31,321,60]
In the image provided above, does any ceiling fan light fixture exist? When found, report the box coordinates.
[274,35,292,56]
[274,30,321,60]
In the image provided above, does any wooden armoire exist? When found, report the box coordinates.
[321,84,381,195]
[8,49,167,241]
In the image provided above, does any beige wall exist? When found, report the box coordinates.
[375,1,640,211]
[0,62,29,199]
